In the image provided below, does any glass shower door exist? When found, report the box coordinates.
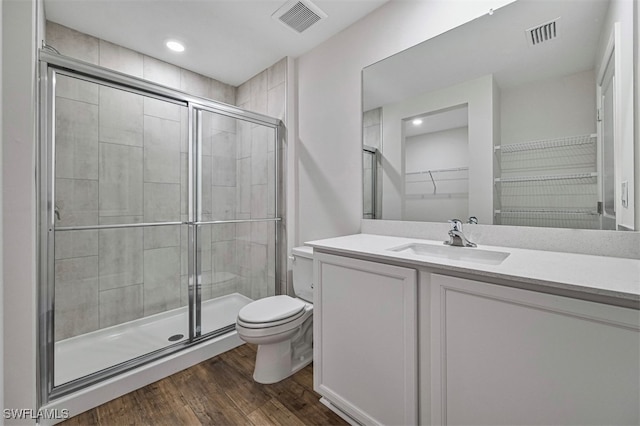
[50,72,190,386]
[194,108,278,337]
[41,57,283,402]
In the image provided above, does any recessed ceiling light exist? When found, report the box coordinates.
[166,40,185,52]
[412,119,423,126]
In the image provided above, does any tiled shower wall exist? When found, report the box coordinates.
[47,22,287,340]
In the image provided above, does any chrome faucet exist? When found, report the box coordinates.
[444,219,477,247]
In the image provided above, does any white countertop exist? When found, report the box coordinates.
[306,234,640,306]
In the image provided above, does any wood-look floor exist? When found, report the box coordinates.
[60,344,348,426]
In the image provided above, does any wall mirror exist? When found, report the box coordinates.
[362,0,636,231]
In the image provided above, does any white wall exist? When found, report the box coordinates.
[405,128,469,174]
[295,0,517,244]
[404,127,469,222]
[381,75,496,223]
[2,0,40,421]
[501,70,597,144]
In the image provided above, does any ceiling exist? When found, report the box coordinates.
[404,105,468,138]
[363,0,610,110]
[43,0,388,86]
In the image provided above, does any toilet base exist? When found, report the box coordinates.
[253,340,312,384]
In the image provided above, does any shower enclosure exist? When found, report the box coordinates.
[38,50,283,403]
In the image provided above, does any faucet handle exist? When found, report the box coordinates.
[468,216,478,225]
[448,219,463,231]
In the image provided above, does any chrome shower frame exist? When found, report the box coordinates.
[37,50,284,406]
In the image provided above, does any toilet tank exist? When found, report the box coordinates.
[291,246,314,303]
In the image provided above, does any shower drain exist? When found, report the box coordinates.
[168,334,184,342]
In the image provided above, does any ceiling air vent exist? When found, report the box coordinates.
[526,17,560,46]
[272,0,327,33]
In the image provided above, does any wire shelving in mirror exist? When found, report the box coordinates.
[494,134,599,229]
[405,166,468,199]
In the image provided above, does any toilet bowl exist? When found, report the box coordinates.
[236,246,314,384]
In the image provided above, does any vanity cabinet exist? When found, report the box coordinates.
[313,252,418,425]
[428,273,640,426]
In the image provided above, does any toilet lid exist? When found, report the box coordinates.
[238,295,306,324]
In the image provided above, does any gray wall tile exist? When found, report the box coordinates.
[144,225,181,249]
[237,121,252,159]
[268,150,276,218]
[201,155,212,216]
[210,113,236,134]
[212,154,236,187]
[144,247,181,315]
[212,185,237,220]
[180,153,189,217]
[251,128,268,185]
[46,22,99,64]
[56,178,99,226]
[143,56,181,89]
[55,230,98,260]
[212,239,236,280]
[99,86,144,147]
[99,143,143,217]
[250,70,268,115]
[180,275,189,307]
[212,223,236,242]
[236,158,251,215]
[236,221,251,243]
[210,79,236,105]
[236,81,250,106]
[210,278,238,300]
[180,108,189,153]
[251,184,268,218]
[180,69,209,98]
[250,243,268,299]
[200,271,213,301]
[99,40,143,78]
[267,58,286,90]
[267,83,285,121]
[144,97,183,122]
[212,130,236,187]
[199,225,212,273]
[99,227,143,290]
[180,226,189,276]
[251,221,268,245]
[54,256,99,340]
[99,285,143,328]
[55,98,99,180]
[144,116,181,184]
[144,183,181,222]
[56,74,99,104]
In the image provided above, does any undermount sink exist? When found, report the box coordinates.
[388,242,510,265]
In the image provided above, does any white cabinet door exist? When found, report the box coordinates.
[430,273,640,426]
[314,252,418,425]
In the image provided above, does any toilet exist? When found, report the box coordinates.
[236,246,314,384]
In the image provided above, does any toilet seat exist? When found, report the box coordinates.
[237,295,306,329]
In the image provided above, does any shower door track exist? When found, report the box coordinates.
[38,50,284,405]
